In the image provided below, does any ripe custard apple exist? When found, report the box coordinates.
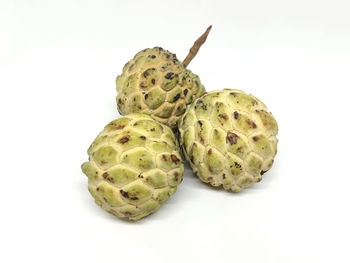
[116,47,205,128]
[81,113,184,220]
[179,89,278,192]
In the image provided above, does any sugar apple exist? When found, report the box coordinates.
[81,113,184,220]
[116,47,205,128]
[179,89,278,192]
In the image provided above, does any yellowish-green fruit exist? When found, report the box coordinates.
[179,89,278,192]
[116,47,205,128]
[81,113,184,220]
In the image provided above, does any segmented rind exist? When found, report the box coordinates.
[179,89,278,192]
[116,47,205,128]
[82,113,184,220]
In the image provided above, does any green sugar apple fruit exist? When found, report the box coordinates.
[116,47,205,128]
[179,89,278,192]
[81,113,184,220]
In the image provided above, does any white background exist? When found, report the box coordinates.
[1,1,350,262]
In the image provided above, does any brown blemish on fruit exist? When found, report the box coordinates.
[129,64,135,71]
[200,137,205,144]
[140,136,146,140]
[150,128,155,131]
[202,104,207,110]
[246,119,257,128]
[171,154,180,164]
[198,120,203,127]
[165,72,175,79]
[116,125,125,129]
[172,54,178,63]
[252,136,259,142]
[196,99,203,104]
[103,197,108,202]
[144,94,148,99]
[120,190,129,198]
[260,170,267,175]
[138,174,144,178]
[174,172,179,181]
[124,211,132,216]
[226,132,238,145]
[102,172,108,179]
[208,149,212,155]
[151,79,155,84]
[162,155,167,161]
[173,93,181,102]
[96,187,100,191]
[234,162,241,169]
[234,111,239,119]
[184,89,188,96]
[130,197,139,200]
[222,174,226,179]
[218,114,228,120]
[119,135,130,144]
[208,177,213,180]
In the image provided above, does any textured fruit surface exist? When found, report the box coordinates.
[179,89,278,192]
[81,113,184,220]
[116,47,205,128]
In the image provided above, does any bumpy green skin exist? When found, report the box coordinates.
[81,113,184,220]
[116,47,205,128]
[179,89,278,192]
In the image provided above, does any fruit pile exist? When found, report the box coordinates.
[81,26,279,220]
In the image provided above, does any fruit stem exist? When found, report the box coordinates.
[183,25,212,68]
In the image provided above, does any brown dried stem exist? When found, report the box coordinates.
[183,25,212,68]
